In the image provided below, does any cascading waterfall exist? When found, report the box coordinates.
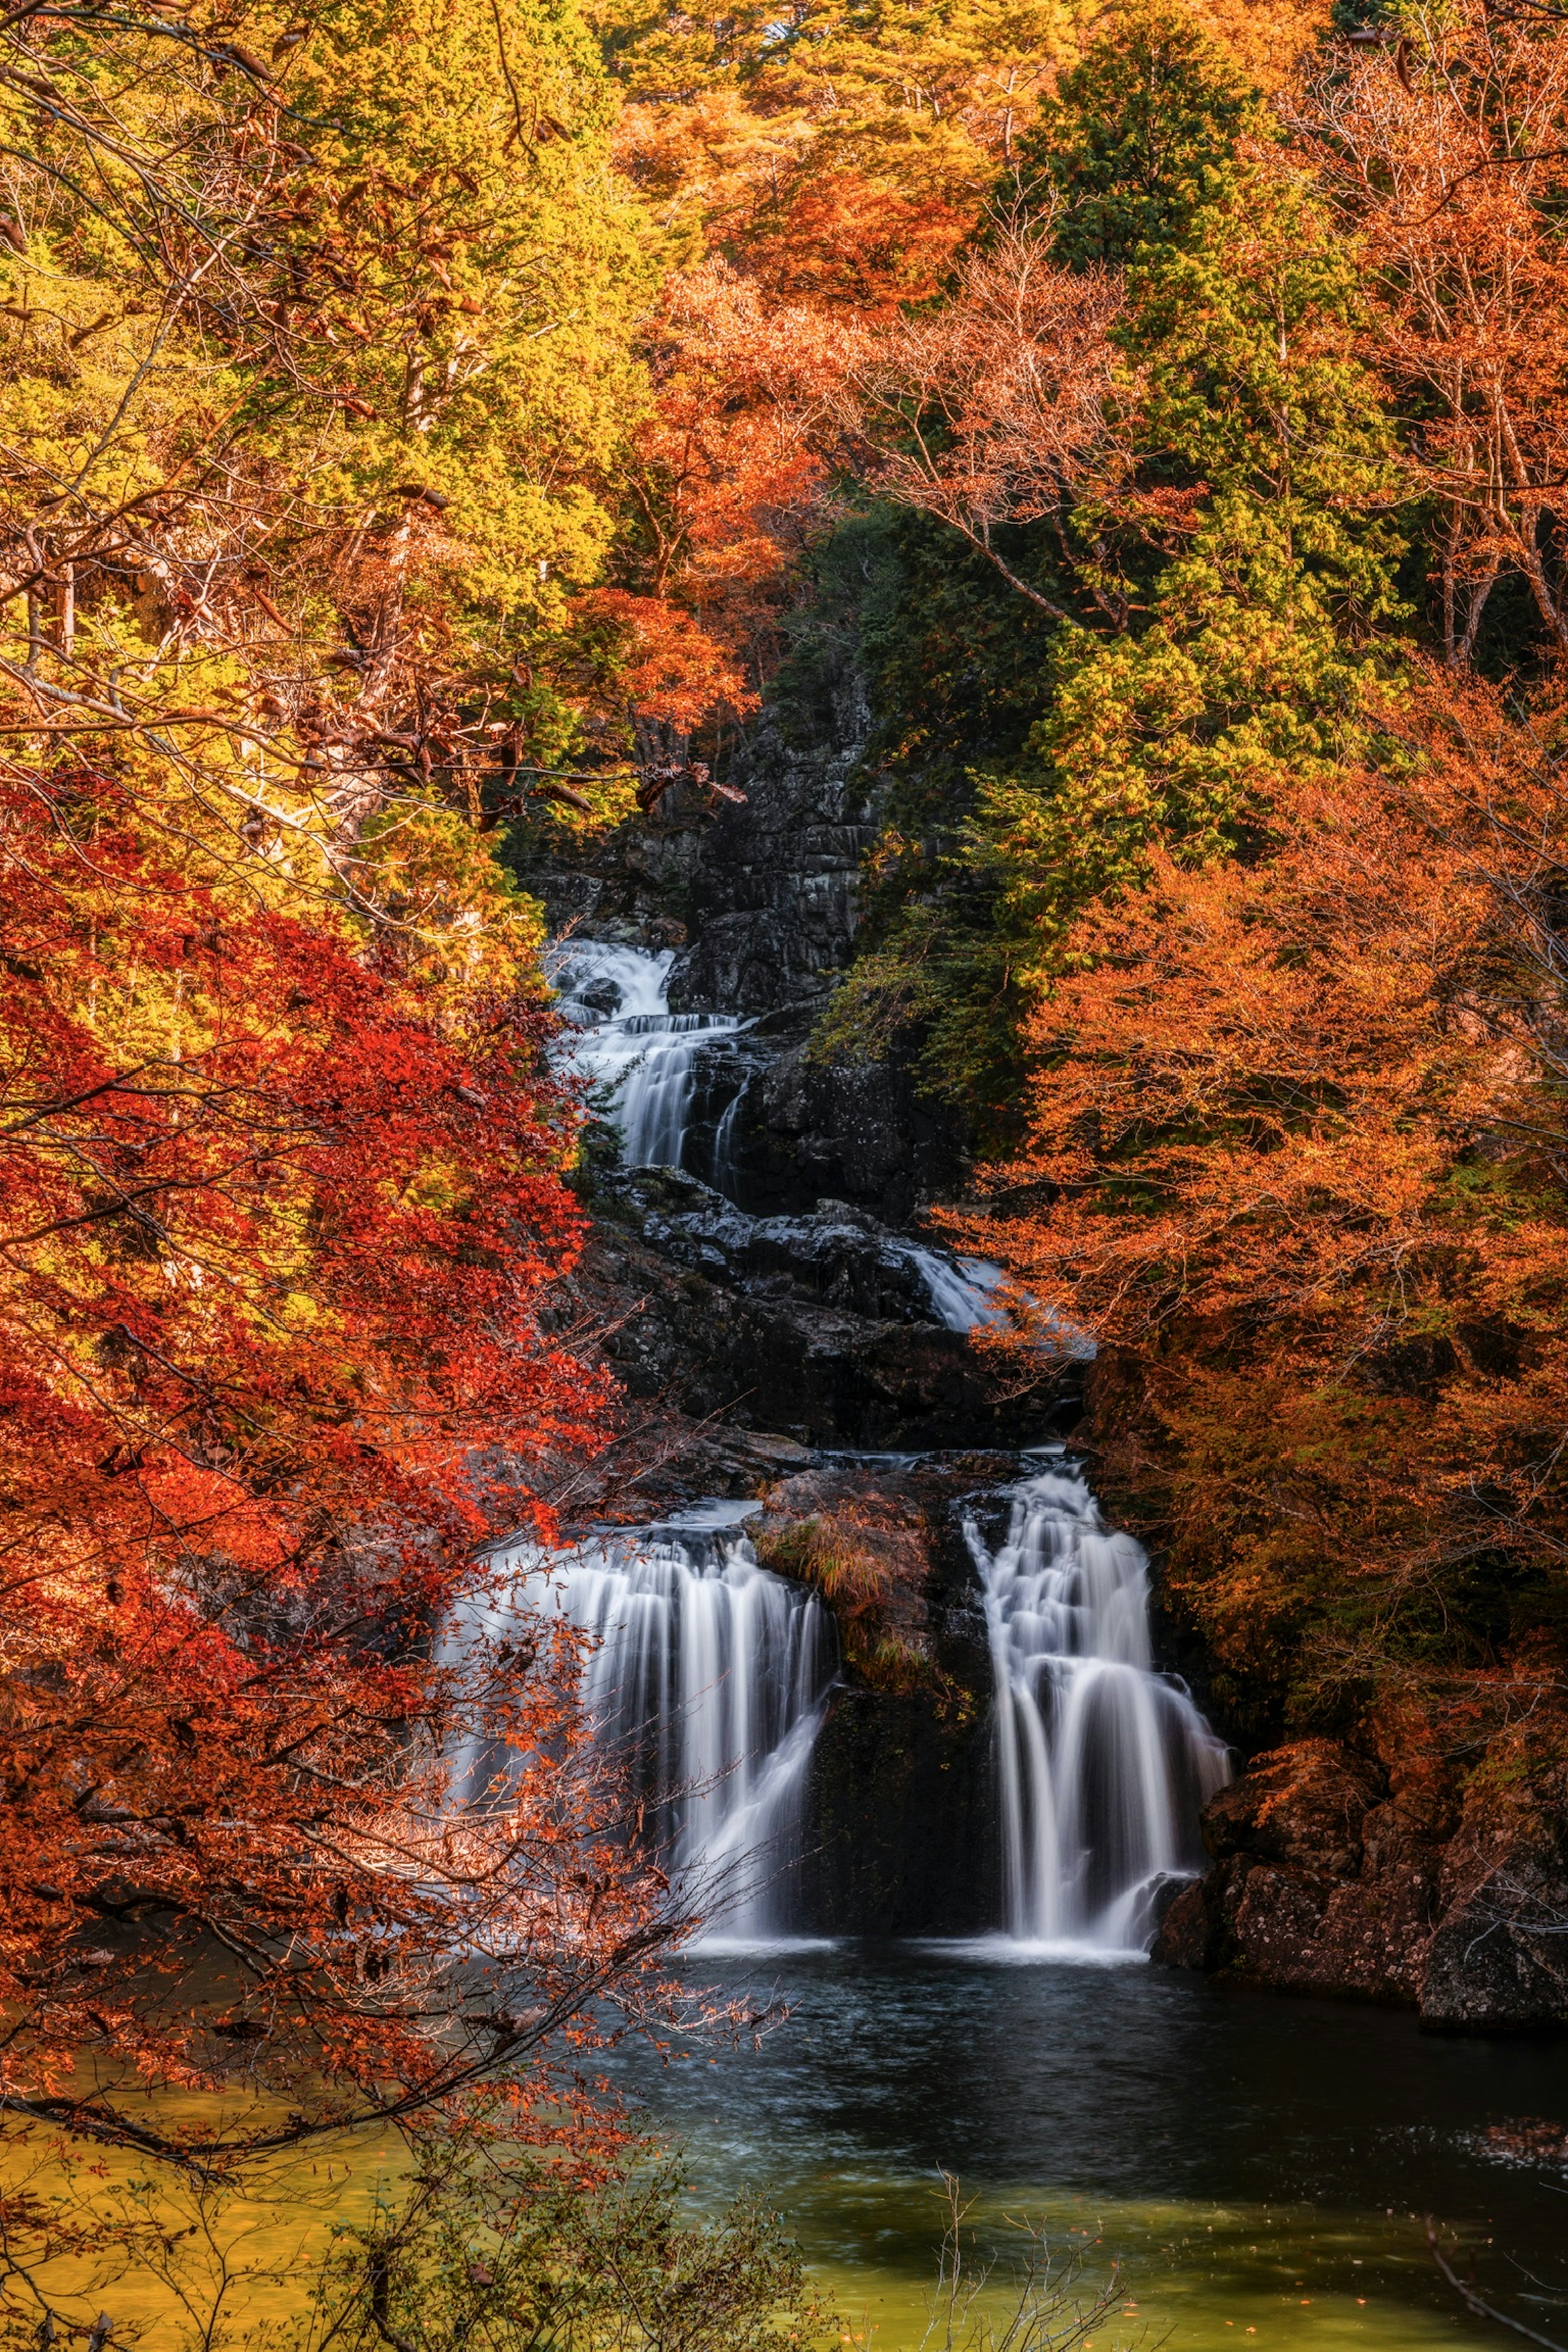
[458,1504,835,1940]
[900,1247,1010,1334]
[532,937,1223,1956]
[970,1465,1231,1953]
[549,941,748,1178]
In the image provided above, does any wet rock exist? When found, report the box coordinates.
[1152,1878,1214,1969]
[1155,1727,1568,2029]
[723,1029,968,1224]
[756,1457,1011,1937]
[599,1167,970,1328]
[575,976,624,1017]
[576,1168,1058,1450]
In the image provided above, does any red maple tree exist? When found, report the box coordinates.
[0,756,693,2163]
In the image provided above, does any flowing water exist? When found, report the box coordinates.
[460,1452,1226,1958]
[898,1247,1012,1333]
[972,1468,1232,1951]
[521,937,1568,2352]
[454,1447,1568,2352]
[550,940,748,1176]
[452,1503,836,1938]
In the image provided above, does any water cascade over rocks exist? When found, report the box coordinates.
[970,1467,1231,1951]
[525,934,1227,1949]
[550,941,748,1181]
[459,1505,835,1941]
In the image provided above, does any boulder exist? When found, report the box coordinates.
[572,1167,1057,1450]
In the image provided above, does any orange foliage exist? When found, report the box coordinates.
[840,202,1125,619]
[957,668,1568,1717]
[1297,0,1568,661]
[606,263,862,741]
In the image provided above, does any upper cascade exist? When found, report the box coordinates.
[549,940,749,1184]
[550,943,1013,1328]
[971,1466,1231,1952]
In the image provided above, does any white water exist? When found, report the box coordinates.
[550,941,747,1175]
[970,1464,1230,1954]
[459,1517,835,1939]
[902,1247,1011,1332]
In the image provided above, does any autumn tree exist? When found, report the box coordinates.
[821,11,1403,1127]
[1294,0,1568,668]
[587,264,858,775]
[0,0,718,2192]
[953,668,1568,1739]
[1016,1,1262,268]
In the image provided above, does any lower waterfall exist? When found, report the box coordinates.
[969,1464,1231,1953]
[457,1465,1225,1955]
[458,1506,835,1941]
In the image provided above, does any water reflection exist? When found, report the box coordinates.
[604,1945,1568,2351]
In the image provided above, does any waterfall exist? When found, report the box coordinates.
[970,1464,1230,1953]
[549,942,747,1178]
[458,1506,835,1941]
[710,1080,748,1196]
[898,1246,1011,1333]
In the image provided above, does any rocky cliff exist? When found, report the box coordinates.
[1156,1725,1568,2030]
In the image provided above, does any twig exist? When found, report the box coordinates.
[1425,2218,1568,2352]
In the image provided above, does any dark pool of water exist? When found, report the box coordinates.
[603,1942,1568,2352]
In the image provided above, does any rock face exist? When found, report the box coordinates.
[1155,1729,1568,2029]
[577,1167,1056,1450]
[513,776,714,943]
[666,680,878,1017]
[724,1032,967,1225]
[753,1458,1009,1936]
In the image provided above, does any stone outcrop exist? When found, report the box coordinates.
[723,1032,967,1225]
[755,1457,1010,1937]
[1155,1728,1568,2029]
[571,1167,1056,1451]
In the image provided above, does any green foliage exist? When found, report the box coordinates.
[818,146,1406,1131]
[289,2143,832,2352]
[1018,2,1261,271]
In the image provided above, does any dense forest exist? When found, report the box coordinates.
[4,0,1568,2330]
